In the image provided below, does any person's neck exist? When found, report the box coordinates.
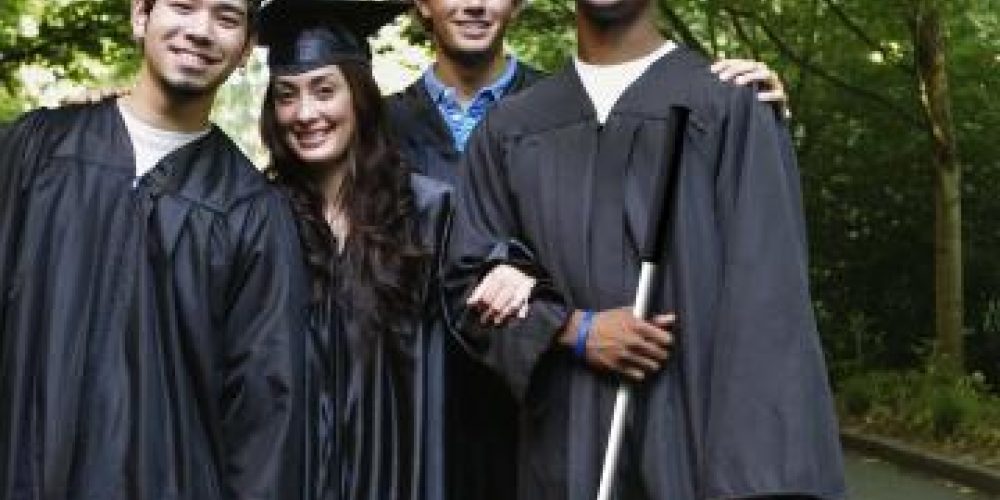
[433,49,508,103]
[576,10,665,66]
[122,66,215,133]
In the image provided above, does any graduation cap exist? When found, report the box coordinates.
[258,0,410,74]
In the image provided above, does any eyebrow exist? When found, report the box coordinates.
[275,72,341,87]
[213,0,248,16]
[308,74,340,85]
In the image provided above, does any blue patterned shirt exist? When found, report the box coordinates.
[422,57,519,152]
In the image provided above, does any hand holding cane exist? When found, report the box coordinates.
[595,106,690,500]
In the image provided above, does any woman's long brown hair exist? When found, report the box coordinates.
[261,60,427,340]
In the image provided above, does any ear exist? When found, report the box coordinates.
[238,33,257,68]
[414,0,433,21]
[511,0,526,18]
[131,0,151,42]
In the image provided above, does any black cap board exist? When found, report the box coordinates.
[258,0,410,74]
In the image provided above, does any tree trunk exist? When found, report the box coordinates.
[911,0,963,373]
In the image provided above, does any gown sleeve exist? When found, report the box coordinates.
[704,88,844,499]
[419,181,455,500]
[444,115,571,402]
[0,111,47,331]
[219,190,310,500]
[0,112,48,499]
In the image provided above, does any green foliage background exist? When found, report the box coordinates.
[1,0,998,388]
[0,0,137,115]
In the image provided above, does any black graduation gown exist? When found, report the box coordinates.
[386,65,544,500]
[298,175,453,500]
[0,101,310,500]
[386,63,544,187]
[445,48,846,500]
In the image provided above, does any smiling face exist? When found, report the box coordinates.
[272,65,357,169]
[415,0,519,64]
[132,0,254,96]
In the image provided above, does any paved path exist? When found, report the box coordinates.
[847,451,999,499]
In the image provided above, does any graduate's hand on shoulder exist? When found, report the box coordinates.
[561,308,675,381]
[467,264,537,326]
[58,86,131,107]
[711,59,791,118]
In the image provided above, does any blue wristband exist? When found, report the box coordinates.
[574,310,595,359]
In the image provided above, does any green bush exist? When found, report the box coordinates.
[836,367,1000,463]
[840,376,876,417]
[926,385,976,438]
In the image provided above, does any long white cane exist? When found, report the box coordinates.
[595,106,689,500]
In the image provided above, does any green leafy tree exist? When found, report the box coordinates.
[0,0,137,120]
